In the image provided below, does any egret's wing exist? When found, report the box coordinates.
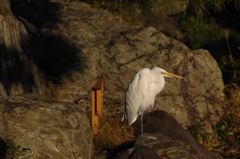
[124,68,151,125]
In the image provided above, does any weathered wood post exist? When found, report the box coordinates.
[92,77,104,134]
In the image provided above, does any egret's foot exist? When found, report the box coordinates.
[127,147,134,154]
[147,136,157,140]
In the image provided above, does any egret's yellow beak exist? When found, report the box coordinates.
[161,72,183,78]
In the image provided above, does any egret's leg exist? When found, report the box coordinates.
[140,113,143,146]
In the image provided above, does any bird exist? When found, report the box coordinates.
[122,67,183,146]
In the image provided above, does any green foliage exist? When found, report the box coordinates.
[212,118,234,144]
[181,16,224,49]
[181,15,240,84]
[187,125,202,138]
[188,116,240,153]
[188,0,240,16]
[187,125,220,151]
[189,0,226,16]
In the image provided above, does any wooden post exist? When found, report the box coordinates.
[92,77,104,134]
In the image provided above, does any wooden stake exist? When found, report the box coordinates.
[92,77,104,134]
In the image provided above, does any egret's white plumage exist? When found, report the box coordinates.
[122,67,183,145]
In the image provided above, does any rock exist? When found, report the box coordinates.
[55,1,224,131]
[142,1,189,39]
[115,146,159,159]
[116,110,219,159]
[0,9,45,96]
[0,94,91,159]
[11,0,225,131]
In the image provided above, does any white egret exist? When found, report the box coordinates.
[122,67,183,146]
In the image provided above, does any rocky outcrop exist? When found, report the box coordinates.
[2,0,227,158]
[0,6,45,96]
[10,0,225,131]
[114,111,219,159]
[47,1,223,131]
[10,0,224,131]
[0,94,91,159]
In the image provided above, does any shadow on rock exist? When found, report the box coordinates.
[115,146,159,159]
[40,34,86,79]
[10,0,86,80]
[0,138,7,159]
[107,141,134,159]
[10,0,61,29]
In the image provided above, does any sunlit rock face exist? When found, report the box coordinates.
[0,94,92,159]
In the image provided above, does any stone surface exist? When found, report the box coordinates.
[115,110,219,159]
[11,0,225,131]
[0,8,45,96]
[0,94,91,159]
[53,1,224,131]
[115,146,160,159]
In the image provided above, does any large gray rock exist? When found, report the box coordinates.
[0,10,45,96]
[48,1,223,131]
[11,0,225,131]
[0,94,91,159]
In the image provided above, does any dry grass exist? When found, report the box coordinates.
[93,115,135,153]
[92,99,135,155]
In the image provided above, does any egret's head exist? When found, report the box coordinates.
[152,67,183,78]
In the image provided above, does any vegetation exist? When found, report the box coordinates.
[180,15,240,84]
[78,0,240,27]
[181,17,224,50]
[188,0,240,16]
[92,99,135,155]
[188,84,240,158]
